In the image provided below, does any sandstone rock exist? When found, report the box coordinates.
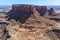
[5,4,60,40]
[6,4,47,23]
[35,6,47,16]
[7,4,35,23]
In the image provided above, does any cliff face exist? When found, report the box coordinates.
[35,6,47,16]
[7,5,35,23]
[6,4,48,23]
[12,5,47,16]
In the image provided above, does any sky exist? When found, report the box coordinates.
[0,0,60,5]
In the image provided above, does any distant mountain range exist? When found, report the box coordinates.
[0,5,12,9]
[0,5,60,10]
[47,5,60,10]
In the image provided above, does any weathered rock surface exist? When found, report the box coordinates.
[0,22,9,40]
[5,4,60,40]
[0,4,60,40]
[6,4,34,23]
[6,14,60,40]
[35,6,47,16]
[6,4,47,23]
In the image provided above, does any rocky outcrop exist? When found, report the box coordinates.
[4,5,59,40]
[35,6,47,16]
[0,22,10,40]
[6,4,35,23]
[48,8,54,15]
[5,4,60,40]
[6,4,47,23]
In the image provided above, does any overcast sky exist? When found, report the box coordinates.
[0,0,60,5]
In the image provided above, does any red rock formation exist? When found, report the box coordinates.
[12,4,34,14]
[7,4,35,23]
[12,5,47,16]
[7,4,47,23]
[35,6,47,16]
